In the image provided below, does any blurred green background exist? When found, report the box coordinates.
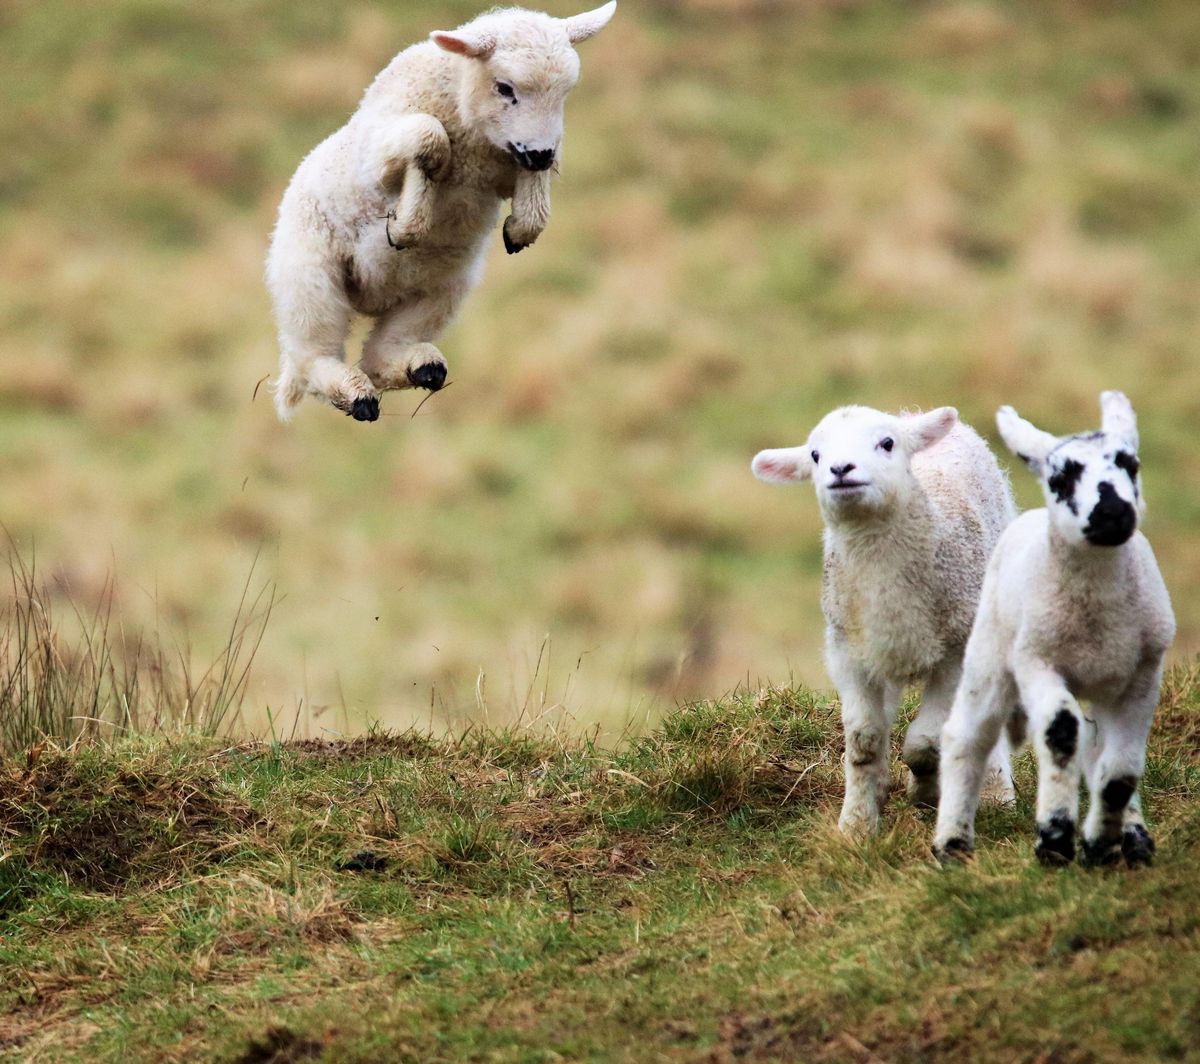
[1,0,1198,737]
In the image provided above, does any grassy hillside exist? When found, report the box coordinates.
[0,668,1197,1061]
[2,0,1200,734]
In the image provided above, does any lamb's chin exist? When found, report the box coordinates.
[819,486,878,514]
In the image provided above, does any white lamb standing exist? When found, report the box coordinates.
[265,3,617,422]
[934,392,1175,867]
[752,405,1017,835]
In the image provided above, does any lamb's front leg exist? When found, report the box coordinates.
[1081,657,1163,868]
[502,167,551,254]
[367,114,451,248]
[828,643,894,836]
[1019,665,1087,866]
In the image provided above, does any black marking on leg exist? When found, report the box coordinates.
[846,728,886,767]
[408,361,447,391]
[1045,707,1078,767]
[903,744,939,809]
[1007,703,1028,748]
[1081,837,1123,868]
[1101,775,1137,812]
[1047,459,1084,515]
[349,396,380,422]
[1035,813,1076,866]
[933,837,973,865]
[503,227,527,255]
[1121,824,1156,868]
[902,744,939,780]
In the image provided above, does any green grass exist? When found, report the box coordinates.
[0,668,1197,1061]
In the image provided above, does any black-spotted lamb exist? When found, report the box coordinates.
[266,3,616,422]
[934,392,1175,867]
[752,405,1017,835]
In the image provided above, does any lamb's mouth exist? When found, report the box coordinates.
[507,143,555,172]
[828,480,868,492]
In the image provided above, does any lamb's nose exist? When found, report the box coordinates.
[1084,481,1137,546]
[508,142,555,171]
[830,463,856,478]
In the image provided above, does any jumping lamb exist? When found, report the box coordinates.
[933,392,1175,867]
[752,405,1017,835]
[266,2,617,422]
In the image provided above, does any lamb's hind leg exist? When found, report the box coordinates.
[269,271,378,422]
[359,284,465,395]
[933,665,1014,861]
[903,661,959,809]
[1082,657,1163,868]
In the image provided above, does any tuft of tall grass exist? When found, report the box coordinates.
[0,546,273,755]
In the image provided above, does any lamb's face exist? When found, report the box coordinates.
[751,405,958,525]
[432,4,616,172]
[997,391,1143,548]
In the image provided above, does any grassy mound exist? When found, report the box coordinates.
[0,671,1197,1061]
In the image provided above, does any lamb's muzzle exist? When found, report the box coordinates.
[1084,482,1137,546]
[507,142,556,171]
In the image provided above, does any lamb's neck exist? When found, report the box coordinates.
[827,489,936,562]
[1047,528,1132,589]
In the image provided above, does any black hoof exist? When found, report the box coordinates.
[408,362,447,391]
[1080,838,1122,868]
[1121,824,1156,868]
[1035,816,1076,867]
[503,228,527,255]
[349,396,379,422]
[933,837,973,865]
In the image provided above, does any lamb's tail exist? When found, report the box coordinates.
[273,364,306,422]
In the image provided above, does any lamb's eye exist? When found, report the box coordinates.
[495,81,516,100]
[810,450,820,464]
[879,437,894,452]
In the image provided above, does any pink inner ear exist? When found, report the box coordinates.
[760,457,795,479]
[431,31,489,57]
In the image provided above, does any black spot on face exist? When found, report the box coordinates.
[1044,707,1079,767]
[1036,812,1076,866]
[1114,450,1140,496]
[1047,458,1085,514]
[1100,775,1137,812]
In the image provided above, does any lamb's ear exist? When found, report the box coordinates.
[1100,390,1138,449]
[903,407,957,453]
[751,447,813,485]
[996,405,1057,473]
[561,1,616,43]
[430,29,497,59]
